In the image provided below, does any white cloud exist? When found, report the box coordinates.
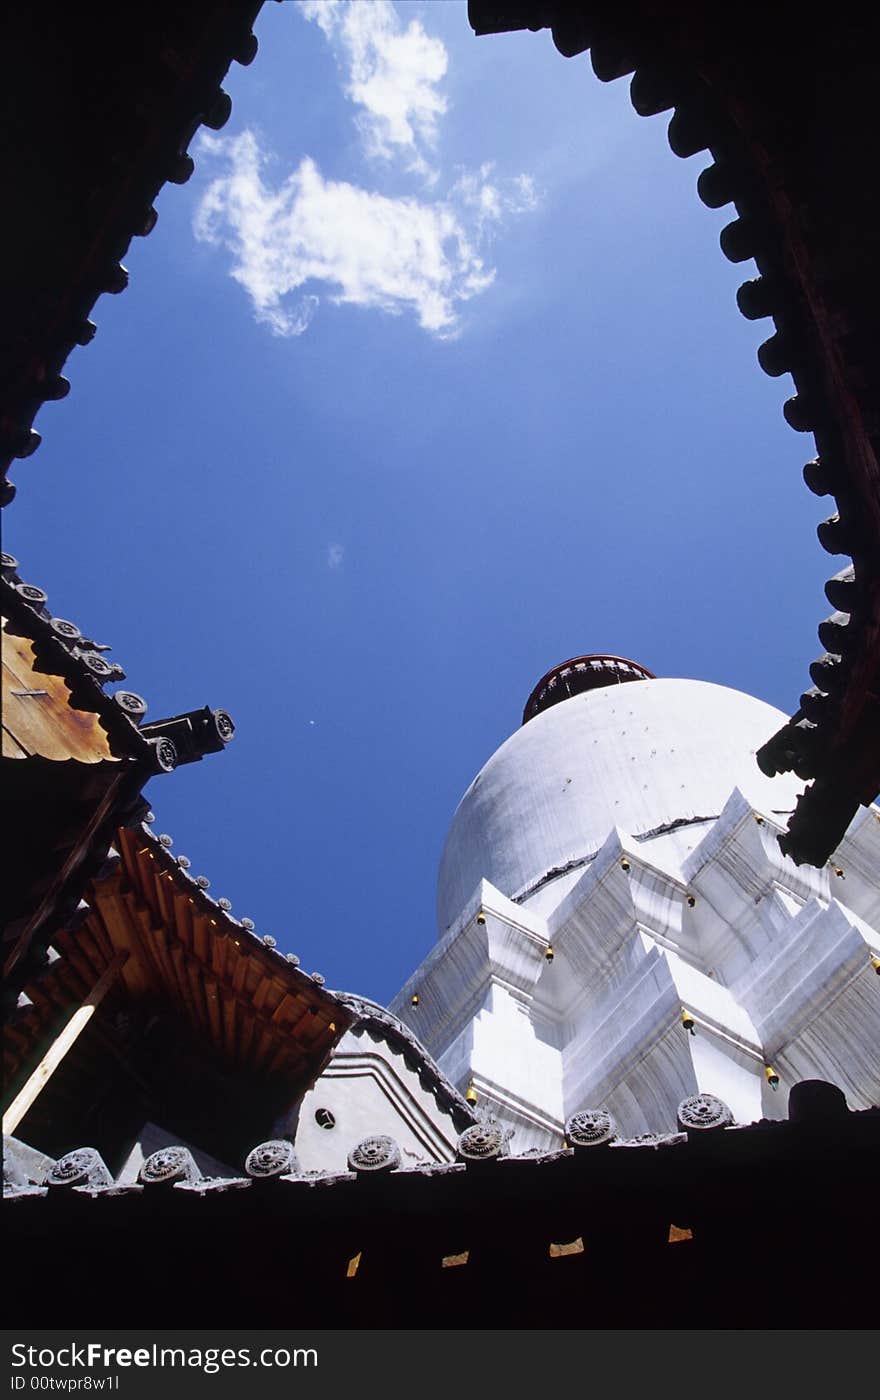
[327,542,345,569]
[299,0,447,175]
[193,4,540,339]
[194,131,531,337]
[451,164,540,236]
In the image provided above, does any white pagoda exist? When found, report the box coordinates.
[386,656,880,1150]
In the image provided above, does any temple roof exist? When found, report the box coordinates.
[2,552,235,769]
[1,555,234,1000]
[5,1085,878,1328]
[4,819,352,1109]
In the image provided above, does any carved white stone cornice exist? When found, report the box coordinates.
[733,897,880,1052]
[685,787,828,893]
[679,788,830,984]
[389,879,548,1061]
[831,804,880,926]
[545,828,686,1000]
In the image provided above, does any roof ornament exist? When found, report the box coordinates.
[49,618,82,642]
[565,1107,618,1149]
[140,706,234,766]
[14,582,48,607]
[245,1139,298,1180]
[113,690,148,719]
[348,1135,401,1174]
[676,1093,734,1133]
[45,1148,113,1189]
[456,1113,512,1164]
[147,736,178,773]
[139,1145,201,1186]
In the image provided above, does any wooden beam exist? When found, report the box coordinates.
[51,930,103,994]
[82,900,117,964]
[2,950,128,1136]
[118,889,177,997]
[221,987,236,1061]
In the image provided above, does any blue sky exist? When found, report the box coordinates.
[9,1,828,1002]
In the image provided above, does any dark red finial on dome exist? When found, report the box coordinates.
[522,655,655,725]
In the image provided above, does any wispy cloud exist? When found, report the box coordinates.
[193,3,539,338]
[194,132,534,337]
[451,164,539,237]
[299,0,447,177]
[327,542,345,569]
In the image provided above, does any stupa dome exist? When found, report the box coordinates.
[437,663,804,935]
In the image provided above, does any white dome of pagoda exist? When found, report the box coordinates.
[436,663,805,935]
